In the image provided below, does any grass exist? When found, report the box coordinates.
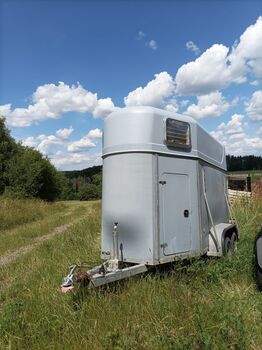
[0,198,64,231]
[0,198,262,349]
[0,198,90,255]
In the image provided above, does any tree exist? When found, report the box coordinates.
[6,146,60,201]
[0,117,17,194]
[78,184,100,201]
[92,173,102,197]
[55,172,76,200]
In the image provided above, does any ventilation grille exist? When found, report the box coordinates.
[166,118,191,148]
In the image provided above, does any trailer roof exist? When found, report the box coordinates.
[103,106,226,170]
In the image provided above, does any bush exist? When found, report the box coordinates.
[78,183,100,200]
[5,146,60,201]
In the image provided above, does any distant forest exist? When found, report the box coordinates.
[226,155,262,172]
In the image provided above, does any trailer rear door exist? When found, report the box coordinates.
[160,173,191,255]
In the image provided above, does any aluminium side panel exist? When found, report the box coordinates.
[202,164,228,225]
[101,153,156,265]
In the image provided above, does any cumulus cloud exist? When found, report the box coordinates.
[245,90,262,121]
[250,80,260,86]
[22,133,64,155]
[22,136,38,148]
[1,82,115,127]
[175,16,262,95]
[186,41,200,55]
[87,128,103,138]
[210,114,262,155]
[165,98,178,113]
[37,135,64,155]
[67,128,102,152]
[217,114,244,134]
[184,92,238,119]
[56,126,74,139]
[124,72,174,108]
[22,126,102,157]
[51,152,102,171]
[67,137,96,152]
[148,39,158,50]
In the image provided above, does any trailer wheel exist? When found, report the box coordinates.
[224,232,237,256]
[257,269,262,290]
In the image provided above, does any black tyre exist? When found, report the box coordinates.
[230,232,237,252]
[224,232,237,256]
[224,236,231,256]
[257,269,262,290]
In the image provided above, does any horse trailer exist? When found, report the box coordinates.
[62,106,238,292]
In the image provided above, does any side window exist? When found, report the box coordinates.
[165,118,191,149]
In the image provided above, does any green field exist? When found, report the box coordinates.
[0,198,262,350]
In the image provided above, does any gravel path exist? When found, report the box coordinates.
[0,223,72,268]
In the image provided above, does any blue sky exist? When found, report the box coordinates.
[0,0,262,170]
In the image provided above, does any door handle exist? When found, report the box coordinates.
[184,210,189,217]
[159,181,166,185]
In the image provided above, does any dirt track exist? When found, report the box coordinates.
[0,223,71,268]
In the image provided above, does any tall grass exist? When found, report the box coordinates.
[0,199,261,349]
[0,198,65,231]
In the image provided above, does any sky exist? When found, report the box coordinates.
[0,0,262,170]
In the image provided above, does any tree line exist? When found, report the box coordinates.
[0,117,101,201]
[226,155,262,172]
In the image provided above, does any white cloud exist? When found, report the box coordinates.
[218,114,244,134]
[175,17,262,95]
[186,41,200,55]
[22,136,38,148]
[37,135,63,155]
[56,126,74,139]
[51,152,102,171]
[250,80,260,86]
[124,72,174,108]
[92,98,116,118]
[210,114,262,155]
[1,82,115,127]
[67,128,102,152]
[137,31,145,40]
[87,128,103,138]
[21,126,102,169]
[245,90,262,121]
[67,136,96,153]
[148,39,158,50]
[175,44,233,95]
[184,92,238,119]
[0,104,12,117]
[165,98,178,113]
[23,133,64,155]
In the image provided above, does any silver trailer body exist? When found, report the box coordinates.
[61,106,239,291]
[101,106,236,265]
